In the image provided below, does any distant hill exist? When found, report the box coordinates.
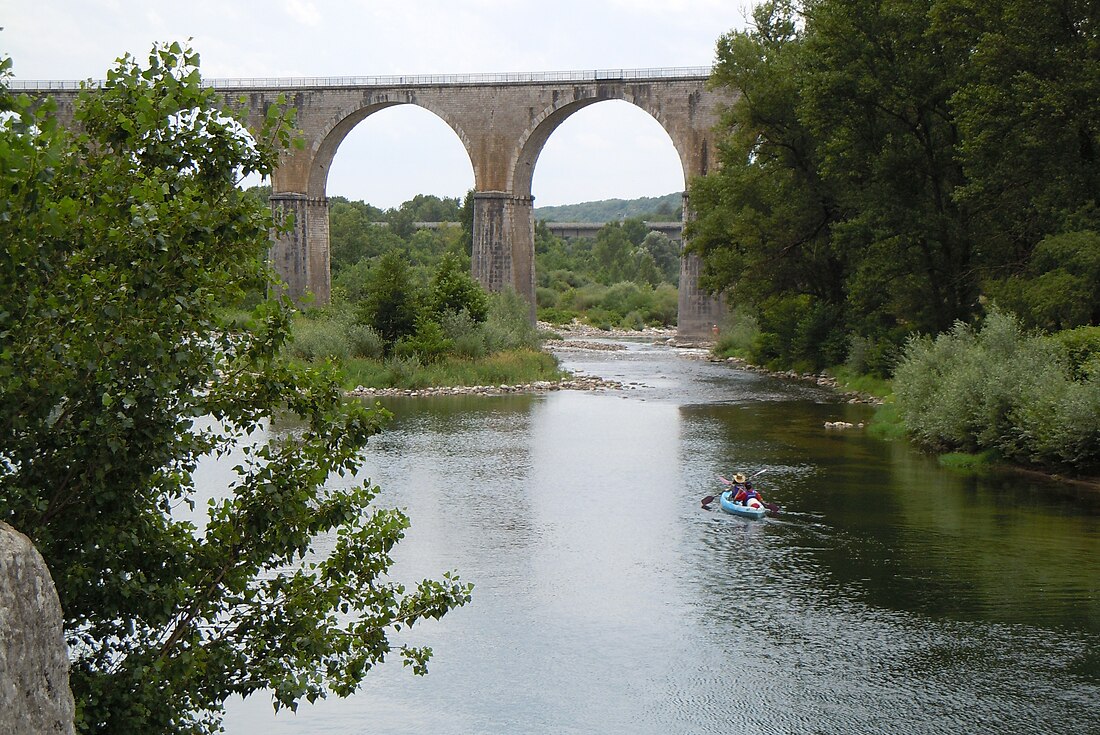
[534,193,682,223]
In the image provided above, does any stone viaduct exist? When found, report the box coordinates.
[20,68,730,337]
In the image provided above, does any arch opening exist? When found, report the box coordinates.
[319,104,475,208]
[524,99,686,206]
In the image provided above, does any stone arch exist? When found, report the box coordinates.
[510,93,688,199]
[306,100,477,198]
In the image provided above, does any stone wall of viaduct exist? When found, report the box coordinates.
[23,69,732,337]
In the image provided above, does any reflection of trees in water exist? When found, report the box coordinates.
[681,399,1100,633]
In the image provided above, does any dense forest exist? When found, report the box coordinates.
[689,0,1099,472]
[689,0,1099,373]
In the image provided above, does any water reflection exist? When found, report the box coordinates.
[219,341,1099,734]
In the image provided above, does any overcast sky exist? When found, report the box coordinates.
[3,1,748,208]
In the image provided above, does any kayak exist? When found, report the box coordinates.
[719,491,767,519]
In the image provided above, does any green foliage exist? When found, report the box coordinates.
[395,317,454,363]
[355,252,422,351]
[691,0,1100,378]
[641,230,681,283]
[938,451,999,474]
[0,44,470,734]
[438,309,489,359]
[894,310,1100,472]
[289,311,385,361]
[1047,326,1100,382]
[425,251,489,322]
[986,231,1100,330]
[337,350,561,391]
[944,0,1100,258]
[866,403,908,441]
[287,315,352,361]
[483,289,540,352]
[344,321,387,359]
[534,217,680,327]
[534,192,682,222]
[714,307,761,359]
[327,195,465,280]
[746,294,848,372]
[328,197,390,273]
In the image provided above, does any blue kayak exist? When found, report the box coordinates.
[719,490,767,519]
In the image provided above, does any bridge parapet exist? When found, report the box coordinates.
[9,66,711,91]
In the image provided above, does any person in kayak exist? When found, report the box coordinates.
[727,473,747,503]
[733,476,765,507]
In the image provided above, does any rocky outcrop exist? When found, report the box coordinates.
[0,522,75,735]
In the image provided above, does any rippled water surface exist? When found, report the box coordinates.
[221,340,1100,734]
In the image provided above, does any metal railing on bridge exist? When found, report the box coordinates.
[9,66,713,91]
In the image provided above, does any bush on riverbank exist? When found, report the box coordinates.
[286,287,558,389]
[538,280,678,330]
[337,349,562,391]
[893,310,1100,473]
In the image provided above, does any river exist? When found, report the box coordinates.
[220,338,1100,734]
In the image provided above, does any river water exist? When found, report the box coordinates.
[221,339,1100,734]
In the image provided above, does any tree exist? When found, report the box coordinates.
[426,252,489,322]
[687,0,851,370]
[941,0,1100,263]
[798,0,975,335]
[0,44,470,734]
[640,230,680,284]
[592,222,634,283]
[692,0,1097,373]
[357,251,423,349]
[328,197,390,274]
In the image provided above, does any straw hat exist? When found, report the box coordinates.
[734,473,746,483]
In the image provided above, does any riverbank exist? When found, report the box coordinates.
[344,322,886,401]
[347,373,622,398]
[708,355,886,405]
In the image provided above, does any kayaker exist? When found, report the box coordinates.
[733,477,765,507]
[729,473,748,502]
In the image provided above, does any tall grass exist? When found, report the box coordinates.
[339,349,562,390]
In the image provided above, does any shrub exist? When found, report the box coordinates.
[356,252,421,350]
[537,306,580,326]
[394,318,453,363]
[602,281,648,320]
[483,289,539,352]
[439,309,488,359]
[426,252,489,322]
[1047,326,1100,381]
[287,317,350,361]
[894,309,1100,472]
[648,283,679,326]
[535,286,559,308]
[561,283,609,312]
[619,309,647,330]
[383,355,428,389]
[344,322,385,359]
[715,306,760,358]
